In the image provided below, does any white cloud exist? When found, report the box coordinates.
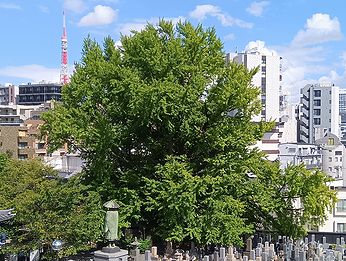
[119,17,185,36]
[0,2,21,10]
[317,51,346,87]
[292,13,342,46]
[63,0,85,13]
[189,4,253,29]
[246,1,269,17]
[78,5,118,27]
[245,40,277,56]
[276,44,332,102]
[249,13,344,103]
[0,65,60,83]
[119,21,148,35]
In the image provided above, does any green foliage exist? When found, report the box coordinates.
[0,156,104,257]
[41,20,336,245]
[138,238,152,253]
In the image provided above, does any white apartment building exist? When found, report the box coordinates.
[232,47,281,122]
[319,183,346,233]
[278,104,298,144]
[339,88,346,145]
[299,83,340,144]
[278,143,322,170]
[230,43,283,160]
[315,133,346,179]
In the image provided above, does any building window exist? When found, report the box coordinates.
[337,223,346,233]
[18,130,27,137]
[337,199,346,212]
[313,109,321,115]
[336,223,346,233]
[328,138,335,145]
[314,100,321,106]
[18,142,28,149]
[313,118,321,125]
[329,157,332,162]
[335,151,342,155]
[18,154,28,160]
[262,56,266,64]
[335,157,338,162]
[314,90,321,97]
[261,77,266,88]
[288,148,296,153]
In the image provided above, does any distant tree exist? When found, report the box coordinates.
[41,20,336,245]
[0,156,104,257]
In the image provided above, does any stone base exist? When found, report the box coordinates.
[102,246,121,253]
[94,249,128,261]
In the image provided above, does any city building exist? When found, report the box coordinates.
[0,106,22,126]
[278,104,298,144]
[44,151,84,178]
[339,88,346,145]
[315,133,346,179]
[299,83,340,144]
[0,126,35,160]
[278,143,322,170]
[17,82,62,105]
[0,103,51,126]
[231,46,281,122]
[229,42,283,160]
[0,84,15,105]
[318,172,346,233]
[25,119,47,158]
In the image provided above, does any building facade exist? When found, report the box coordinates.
[17,83,62,105]
[0,84,15,105]
[230,44,283,160]
[315,133,346,179]
[299,83,340,144]
[278,143,322,170]
[0,126,35,160]
[319,185,346,233]
[232,48,281,122]
[339,88,346,145]
[0,106,22,126]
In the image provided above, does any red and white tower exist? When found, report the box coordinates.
[60,11,69,84]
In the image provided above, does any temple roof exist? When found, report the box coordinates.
[0,209,15,222]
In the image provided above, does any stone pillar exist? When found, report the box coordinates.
[220,247,226,261]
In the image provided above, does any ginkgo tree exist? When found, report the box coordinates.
[41,20,336,247]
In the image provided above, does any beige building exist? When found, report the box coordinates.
[0,126,35,160]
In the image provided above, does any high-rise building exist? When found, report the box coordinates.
[230,44,282,160]
[232,48,281,122]
[17,83,62,105]
[339,88,346,145]
[299,83,340,144]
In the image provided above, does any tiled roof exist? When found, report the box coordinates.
[0,209,15,222]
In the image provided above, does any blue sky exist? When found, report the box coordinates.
[0,0,346,102]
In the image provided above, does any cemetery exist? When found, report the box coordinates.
[128,235,346,261]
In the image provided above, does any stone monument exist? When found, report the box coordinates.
[94,200,128,261]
